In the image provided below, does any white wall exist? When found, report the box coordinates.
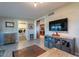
[18,20,28,29]
[34,3,79,55]
[0,19,2,32]
[27,20,34,40]
[2,19,18,33]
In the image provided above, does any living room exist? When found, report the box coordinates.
[0,2,79,58]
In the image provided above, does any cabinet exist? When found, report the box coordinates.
[0,33,16,45]
[44,36,55,48]
[4,33,16,44]
[44,36,75,55]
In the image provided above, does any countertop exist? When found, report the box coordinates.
[38,48,75,57]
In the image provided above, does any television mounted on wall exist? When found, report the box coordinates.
[49,18,68,31]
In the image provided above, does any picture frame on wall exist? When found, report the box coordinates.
[5,22,15,27]
[28,24,33,29]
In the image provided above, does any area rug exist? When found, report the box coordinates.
[12,45,46,57]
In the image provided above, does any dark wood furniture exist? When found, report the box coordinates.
[40,24,45,35]
[13,45,46,57]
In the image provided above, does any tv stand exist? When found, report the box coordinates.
[44,35,75,55]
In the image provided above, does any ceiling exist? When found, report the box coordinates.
[0,2,69,20]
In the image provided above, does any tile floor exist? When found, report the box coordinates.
[0,39,49,57]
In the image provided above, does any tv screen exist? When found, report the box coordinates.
[49,18,68,31]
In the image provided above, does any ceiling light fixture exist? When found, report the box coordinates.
[33,2,43,7]
[34,2,37,7]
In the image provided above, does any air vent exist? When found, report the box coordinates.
[48,12,54,16]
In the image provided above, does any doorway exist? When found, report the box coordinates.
[40,24,45,39]
[18,20,27,42]
[36,20,45,40]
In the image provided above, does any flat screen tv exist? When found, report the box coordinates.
[49,18,68,31]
